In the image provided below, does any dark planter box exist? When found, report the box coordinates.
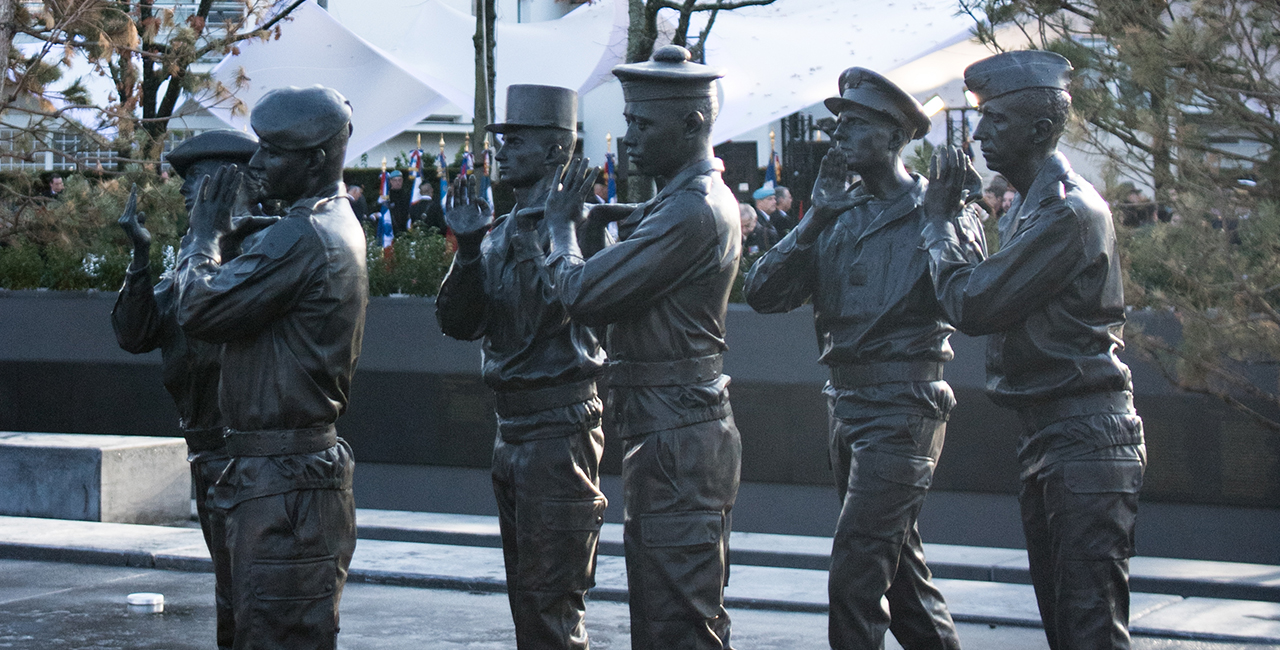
[2,290,1277,510]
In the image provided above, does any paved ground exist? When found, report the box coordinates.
[1,559,1275,650]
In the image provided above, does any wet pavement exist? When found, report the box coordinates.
[1,559,1276,650]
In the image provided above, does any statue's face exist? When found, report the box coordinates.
[248,141,311,203]
[494,128,558,189]
[972,94,1037,176]
[180,159,236,213]
[831,106,899,174]
[621,100,687,178]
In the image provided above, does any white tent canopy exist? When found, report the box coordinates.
[196,0,995,160]
[197,2,457,164]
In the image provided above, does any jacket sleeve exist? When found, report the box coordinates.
[110,264,166,354]
[742,226,817,314]
[174,218,318,343]
[548,193,721,327]
[925,200,1086,336]
[435,243,488,341]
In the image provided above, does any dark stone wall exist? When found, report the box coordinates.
[2,290,1277,509]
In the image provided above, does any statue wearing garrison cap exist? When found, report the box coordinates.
[922,50,1145,650]
[744,67,981,650]
[112,129,272,650]
[540,45,743,650]
[436,84,609,650]
[173,85,368,650]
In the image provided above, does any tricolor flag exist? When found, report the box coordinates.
[477,146,494,209]
[377,169,394,250]
[409,148,425,205]
[764,148,781,191]
[604,152,618,203]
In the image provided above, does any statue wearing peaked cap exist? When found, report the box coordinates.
[436,83,609,650]
[540,45,743,650]
[112,128,271,650]
[921,50,1146,650]
[744,66,980,650]
[173,85,367,650]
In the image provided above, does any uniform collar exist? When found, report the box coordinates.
[654,157,723,203]
[1008,152,1072,222]
[845,175,926,244]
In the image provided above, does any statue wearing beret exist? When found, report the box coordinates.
[173,85,367,650]
[541,45,743,650]
[743,67,976,650]
[922,51,1146,650]
[436,84,609,650]
[111,129,270,650]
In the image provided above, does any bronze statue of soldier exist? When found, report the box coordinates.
[112,129,269,650]
[174,85,367,650]
[743,68,973,650]
[436,84,609,650]
[542,45,743,650]
[923,51,1146,650]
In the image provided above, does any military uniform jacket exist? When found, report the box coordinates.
[112,265,222,433]
[548,158,742,438]
[924,153,1133,410]
[174,184,367,507]
[745,177,972,369]
[436,196,607,440]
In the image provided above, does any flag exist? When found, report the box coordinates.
[458,150,474,205]
[437,150,449,212]
[477,147,494,209]
[409,148,425,205]
[377,169,394,250]
[764,148,780,191]
[604,152,617,203]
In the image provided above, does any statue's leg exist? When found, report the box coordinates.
[499,426,607,650]
[192,453,235,650]
[622,418,741,650]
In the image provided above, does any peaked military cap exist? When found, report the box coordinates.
[487,84,577,133]
[613,45,724,103]
[964,50,1072,104]
[165,129,258,178]
[824,67,931,140]
[250,85,353,151]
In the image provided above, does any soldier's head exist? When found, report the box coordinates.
[165,129,258,213]
[775,186,792,212]
[966,51,1073,177]
[248,85,353,204]
[752,186,776,213]
[823,68,930,176]
[488,85,578,190]
[387,170,403,191]
[614,46,722,179]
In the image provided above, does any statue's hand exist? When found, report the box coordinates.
[545,157,597,230]
[444,175,493,253]
[189,165,241,242]
[810,147,864,217]
[221,215,281,258]
[117,184,151,256]
[923,145,969,222]
[586,203,634,225]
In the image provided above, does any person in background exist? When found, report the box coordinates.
[771,185,797,237]
[751,186,780,250]
[347,184,367,222]
[739,202,760,254]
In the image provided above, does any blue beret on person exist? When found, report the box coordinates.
[752,187,775,201]
[964,50,1072,104]
[823,67,931,140]
[251,85,353,151]
[387,170,402,179]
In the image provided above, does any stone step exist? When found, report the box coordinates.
[1,514,1278,644]
[355,509,1280,604]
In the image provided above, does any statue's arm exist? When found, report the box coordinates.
[110,264,166,354]
[742,224,818,314]
[436,244,488,341]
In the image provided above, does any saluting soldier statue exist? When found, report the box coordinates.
[541,45,743,650]
[174,85,367,650]
[922,51,1146,650]
[436,84,609,650]
[112,129,269,650]
[743,68,974,650]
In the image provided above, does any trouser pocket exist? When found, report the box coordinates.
[632,510,727,621]
[247,556,338,649]
[514,496,607,592]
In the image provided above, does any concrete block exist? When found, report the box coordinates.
[0,432,190,524]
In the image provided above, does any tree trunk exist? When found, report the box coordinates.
[0,0,16,106]
[472,0,496,150]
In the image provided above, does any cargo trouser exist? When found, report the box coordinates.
[492,424,607,650]
[1017,403,1146,650]
[827,393,960,650]
[219,436,357,650]
[190,448,234,650]
[622,416,741,650]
